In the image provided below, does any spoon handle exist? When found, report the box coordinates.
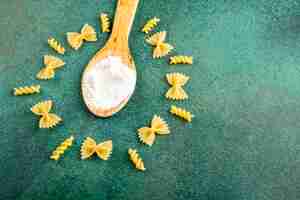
[110,0,139,42]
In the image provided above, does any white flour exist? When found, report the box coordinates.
[82,56,136,110]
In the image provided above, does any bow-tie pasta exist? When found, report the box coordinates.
[138,115,170,146]
[80,137,113,160]
[165,72,190,100]
[31,100,62,129]
[36,55,65,80]
[67,24,97,50]
[146,31,174,58]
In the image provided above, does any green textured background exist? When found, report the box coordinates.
[1,0,300,199]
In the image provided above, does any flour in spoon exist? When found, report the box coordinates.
[82,56,136,110]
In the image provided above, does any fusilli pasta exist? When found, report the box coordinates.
[165,73,189,100]
[138,115,170,146]
[170,105,193,122]
[80,137,113,160]
[170,56,193,65]
[128,148,146,171]
[50,136,74,160]
[100,13,111,33]
[48,37,65,55]
[31,100,62,129]
[142,17,160,34]
[14,85,40,96]
[146,31,174,58]
[67,24,97,50]
[36,55,65,80]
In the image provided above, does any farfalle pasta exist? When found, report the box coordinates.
[142,17,160,34]
[31,100,62,129]
[165,73,189,100]
[170,56,193,65]
[50,136,74,160]
[36,55,65,80]
[146,31,174,58]
[80,137,113,160]
[170,105,193,122]
[48,37,65,55]
[100,13,111,33]
[67,24,97,50]
[14,85,40,96]
[128,148,146,171]
[138,115,170,146]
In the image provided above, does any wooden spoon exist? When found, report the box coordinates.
[81,0,139,117]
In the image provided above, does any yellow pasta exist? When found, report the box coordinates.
[138,115,170,146]
[170,56,193,65]
[80,137,113,160]
[165,73,189,100]
[14,85,40,96]
[36,55,65,80]
[100,13,111,33]
[146,31,174,58]
[128,148,146,171]
[48,37,65,55]
[50,136,74,161]
[170,105,193,122]
[67,24,97,50]
[31,100,62,129]
[142,17,160,34]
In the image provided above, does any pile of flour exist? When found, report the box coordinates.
[82,56,136,110]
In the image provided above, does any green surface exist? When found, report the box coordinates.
[0,0,300,199]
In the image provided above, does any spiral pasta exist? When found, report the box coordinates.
[50,136,74,160]
[170,56,193,65]
[146,31,174,58]
[138,115,170,146]
[14,85,40,96]
[100,13,111,33]
[165,73,190,100]
[128,148,146,171]
[170,105,193,122]
[36,55,65,80]
[48,37,65,55]
[80,137,113,160]
[67,24,97,50]
[142,17,160,34]
[31,100,62,129]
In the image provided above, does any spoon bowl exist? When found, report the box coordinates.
[81,0,139,117]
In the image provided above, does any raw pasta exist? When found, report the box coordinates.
[100,13,111,33]
[67,24,97,50]
[128,148,146,171]
[31,100,62,129]
[142,17,160,34]
[138,115,170,146]
[14,85,40,96]
[50,136,74,160]
[165,72,189,100]
[36,55,65,80]
[80,137,113,160]
[170,105,193,122]
[170,56,193,65]
[146,31,174,58]
[48,37,65,55]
